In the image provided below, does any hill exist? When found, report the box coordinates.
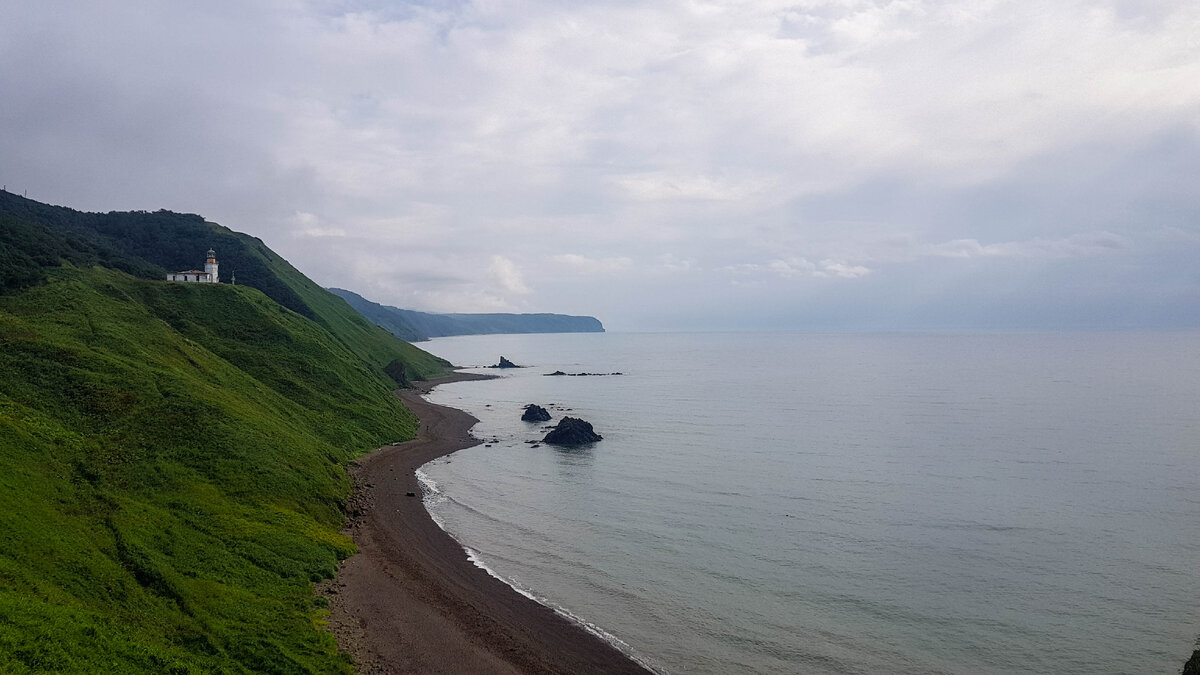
[328,287,604,341]
[0,192,451,672]
[0,190,449,381]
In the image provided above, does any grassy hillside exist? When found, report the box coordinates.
[0,190,449,381]
[0,266,419,673]
[244,241,446,379]
[0,193,453,672]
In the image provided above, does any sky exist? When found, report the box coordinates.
[2,1,1199,331]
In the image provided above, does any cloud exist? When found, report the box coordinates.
[917,232,1129,260]
[651,254,698,274]
[765,258,817,278]
[552,254,634,274]
[766,257,871,279]
[611,173,775,201]
[723,230,1127,285]
[289,211,347,238]
[488,255,531,295]
[2,1,1198,329]
[727,257,870,280]
[817,261,872,279]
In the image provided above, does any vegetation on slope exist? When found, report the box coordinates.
[249,245,447,379]
[0,192,453,672]
[329,287,605,342]
[0,266,417,673]
[0,190,448,381]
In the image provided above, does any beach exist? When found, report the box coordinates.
[320,372,651,675]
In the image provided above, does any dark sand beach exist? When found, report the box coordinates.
[320,372,652,674]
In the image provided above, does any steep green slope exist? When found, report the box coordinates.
[0,265,419,673]
[0,192,455,672]
[244,241,446,379]
[0,190,449,381]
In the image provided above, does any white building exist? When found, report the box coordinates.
[167,248,219,283]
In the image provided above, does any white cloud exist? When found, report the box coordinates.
[611,173,776,201]
[915,232,1129,260]
[726,229,1126,284]
[770,257,872,279]
[767,258,818,278]
[732,257,871,280]
[552,254,634,274]
[289,211,347,238]
[2,1,1199,328]
[817,260,872,279]
[651,253,699,273]
[488,255,531,295]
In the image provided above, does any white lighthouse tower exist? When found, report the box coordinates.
[204,248,219,283]
[166,248,221,283]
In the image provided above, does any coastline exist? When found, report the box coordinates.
[320,371,652,675]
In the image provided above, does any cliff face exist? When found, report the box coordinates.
[329,287,605,341]
[0,192,450,673]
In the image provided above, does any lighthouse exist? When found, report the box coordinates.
[166,249,220,283]
[204,248,219,283]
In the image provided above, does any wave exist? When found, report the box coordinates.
[414,468,448,528]
[417,463,663,674]
[460,544,665,674]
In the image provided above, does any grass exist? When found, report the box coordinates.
[235,232,448,380]
[0,265,436,673]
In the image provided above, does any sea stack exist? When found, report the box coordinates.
[521,404,552,422]
[492,356,520,368]
[542,417,602,446]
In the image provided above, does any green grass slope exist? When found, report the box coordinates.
[0,190,449,382]
[239,236,446,380]
[0,265,428,673]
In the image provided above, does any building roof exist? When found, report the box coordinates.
[175,270,207,274]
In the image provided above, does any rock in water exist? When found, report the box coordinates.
[542,417,602,446]
[1183,649,1200,675]
[521,404,552,422]
[493,356,520,368]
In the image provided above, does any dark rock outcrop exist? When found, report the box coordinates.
[542,417,602,446]
[521,404,552,422]
[1183,649,1200,675]
[383,359,411,388]
[545,370,567,376]
[492,356,520,368]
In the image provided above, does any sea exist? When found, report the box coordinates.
[414,331,1200,674]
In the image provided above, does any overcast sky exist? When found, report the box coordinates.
[2,1,1199,330]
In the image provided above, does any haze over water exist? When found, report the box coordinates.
[418,332,1200,674]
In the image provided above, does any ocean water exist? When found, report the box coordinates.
[415,332,1200,674]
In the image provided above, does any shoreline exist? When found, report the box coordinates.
[320,371,653,675]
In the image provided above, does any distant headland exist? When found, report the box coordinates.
[329,287,604,342]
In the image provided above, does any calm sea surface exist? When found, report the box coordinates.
[415,332,1200,674]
